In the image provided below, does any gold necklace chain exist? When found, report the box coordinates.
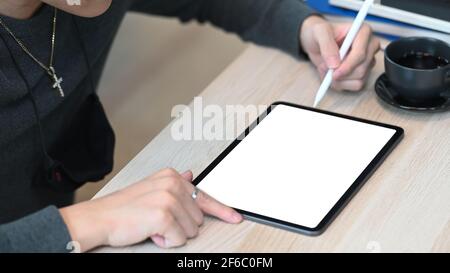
[0,8,64,97]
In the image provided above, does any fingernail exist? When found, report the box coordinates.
[152,235,166,247]
[233,212,243,223]
[181,170,193,181]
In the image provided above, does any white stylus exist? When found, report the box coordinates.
[313,0,374,108]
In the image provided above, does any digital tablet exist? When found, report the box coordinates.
[193,102,404,235]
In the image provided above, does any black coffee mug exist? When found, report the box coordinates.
[385,37,450,104]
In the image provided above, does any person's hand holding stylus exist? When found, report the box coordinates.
[299,0,380,107]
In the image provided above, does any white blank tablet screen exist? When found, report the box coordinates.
[197,104,396,229]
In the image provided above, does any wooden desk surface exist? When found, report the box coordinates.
[94,45,450,253]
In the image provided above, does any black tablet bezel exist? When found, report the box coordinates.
[192,101,404,236]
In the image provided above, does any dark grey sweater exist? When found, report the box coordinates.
[0,0,313,252]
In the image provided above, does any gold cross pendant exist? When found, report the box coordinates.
[49,66,64,97]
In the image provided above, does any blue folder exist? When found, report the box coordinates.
[305,0,428,32]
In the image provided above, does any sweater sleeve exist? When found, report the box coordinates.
[0,206,72,253]
[129,0,315,58]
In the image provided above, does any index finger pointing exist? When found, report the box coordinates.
[195,189,243,224]
[314,24,341,69]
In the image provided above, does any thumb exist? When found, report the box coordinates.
[181,170,193,181]
[314,24,341,69]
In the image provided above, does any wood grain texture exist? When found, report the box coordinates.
[93,45,450,253]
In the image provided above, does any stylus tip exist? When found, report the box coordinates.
[313,99,319,108]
